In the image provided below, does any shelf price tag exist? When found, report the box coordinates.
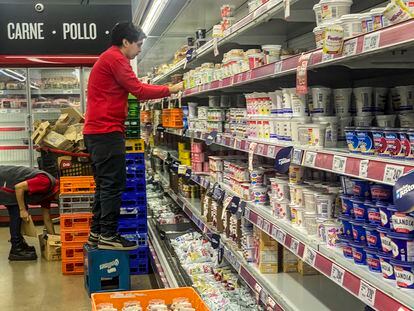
[267,297,277,309]
[262,220,270,233]
[331,264,345,286]
[244,207,251,220]
[343,38,358,57]
[270,226,278,239]
[291,148,303,165]
[248,142,257,171]
[359,281,376,307]
[322,53,334,62]
[359,160,369,178]
[290,238,300,255]
[256,216,264,229]
[383,164,404,184]
[275,230,286,244]
[213,38,219,57]
[254,283,263,295]
[303,246,317,266]
[274,61,283,75]
[257,144,265,156]
[178,165,187,175]
[333,155,347,173]
[303,151,317,167]
[63,89,73,94]
[284,0,290,18]
[267,145,277,158]
[246,71,252,81]
[363,33,380,53]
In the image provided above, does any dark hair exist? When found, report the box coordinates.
[111,22,146,46]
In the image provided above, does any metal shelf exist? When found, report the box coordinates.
[0,89,26,95]
[31,89,81,95]
[189,173,414,311]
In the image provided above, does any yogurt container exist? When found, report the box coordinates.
[392,85,414,112]
[272,199,290,220]
[378,226,393,253]
[291,92,308,117]
[400,113,414,128]
[391,259,414,289]
[388,231,414,261]
[324,220,342,247]
[384,128,402,158]
[320,0,353,23]
[366,201,381,225]
[262,45,282,64]
[373,88,389,115]
[365,246,382,273]
[250,169,265,186]
[345,127,360,153]
[350,240,367,265]
[290,204,299,225]
[378,202,393,229]
[303,189,317,213]
[388,206,414,234]
[378,251,395,280]
[399,130,411,158]
[375,115,396,128]
[311,87,332,116]
[383,1,412,24]
[296,207,305,227]
[323,23,345,55]
[251,186,268,205]
[360,12,374,33]
[298,123,328,148]
[315,193,337,219]
[364,223,381,249]
[314,116,339,148]
[351,198,367,220]
[333,88,352,116]
[351,218,367,243]
[371,8,389,30]
[340,14,362,38]
[304,212,318,235]
[354,87,373,116]
[313,25,325,48]
[357,127,374,155]
[338,116,353,147]
[313,2,323,26]
[289,165,304,184]
[338,234,353,259]
[352,179,371,199]
[354,115,374,127]
[372,128,387,156]
[340,195,353,216]
[370,184,393,202]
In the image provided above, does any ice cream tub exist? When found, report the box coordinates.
[365,246,382,273]
[391,259,414,289]
[351,218,367,243]
[372,128,387,156]
[378,250,395,280]
[352,179,371,199]
[350,240,367,265]
[366,201,381,226]
[324,220,342,247]
[384,128,402,158]
[334,88,352,116]
[375,115,396,128]
[370,184,393,202]
[378,201,393,229]
[357,127,374,155]
[339,214,353,239]
[338,234,353,259]
[364,223,381,249]
[378,226,393,253]
[399,131,411,158]
[340,194,354,216]
[388,206,414,234]
[388,231,414,261]
[351,198,367,220]
[345,127,360,153]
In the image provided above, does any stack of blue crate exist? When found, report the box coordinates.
[119,150,149,275]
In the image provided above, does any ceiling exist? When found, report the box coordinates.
[136,0,248,75]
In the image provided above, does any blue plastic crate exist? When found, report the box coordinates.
[129,259,149,275]
[121,196,147,207]
[120,205,146,219]
[129,246,148,261]
[122,233,148,247]
[125,153,145,160]
[126,170,146,181]
[118,218,147,234]
[125,153,145,168]
[123,181,147,197]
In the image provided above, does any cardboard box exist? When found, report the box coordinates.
[259,263,279,274]
[31,121,50,144]
[283,248,298,273]
[38,234,61,261]
[53,107,84,134]
[64,124,83,141]
[43,131,73,150]
[298,260,319,276]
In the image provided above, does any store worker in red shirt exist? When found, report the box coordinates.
[83,22,183,250]
[0,166,59,261]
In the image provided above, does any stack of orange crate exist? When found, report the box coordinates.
[59,176,95,275]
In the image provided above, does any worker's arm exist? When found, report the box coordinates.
[14,181,30,221]
[110,59,182,100]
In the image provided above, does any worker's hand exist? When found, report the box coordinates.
[168,81,184,94]
[20,209,30,222]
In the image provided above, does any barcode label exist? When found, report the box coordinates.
[359,160,369,178]
[331,264,345,286]
[343,38,358,57]
[303,246,317,266]
[359,281,376,307]
[304,151,317,166]
[363,33,380,52]
[276,230,286,244]
[213,38,219,56]
[332,155,347,173]
[291,148,303,165]
[383,164,404,184]
[290,238,300,255]
[267,145,277,158]
[274,62,283,74]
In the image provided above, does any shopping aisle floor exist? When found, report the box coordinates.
[0,227,155,311]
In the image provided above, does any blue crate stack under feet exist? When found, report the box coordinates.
[119,152,149,275]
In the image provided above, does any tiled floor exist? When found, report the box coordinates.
[0,227,155,311]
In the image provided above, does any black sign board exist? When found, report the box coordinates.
[0,3,131,55]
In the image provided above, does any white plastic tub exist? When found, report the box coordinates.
[391,85,414,112]
[313,3,323,26]
[323,23,345,54]
[188,102,198,119]
[298,123,328,148]
[313,25,325,48]
[338,116,353,146]
[354,115,374,127]
[399,113,414,127]
[370,8,390,30]
[360,12,374,33]
[282,88,293,116]
[320,0,353,23]
[334,88,352,116]
[373,87,388,114]
[384,1,412,25]
[311,87,332,116]
[291,116,311,144]
[314,116,339,148]
[375,115,396,128]
[262,45,282,64]
[340,14,363,38]
[291,90,308,117]
[353,87,373,116]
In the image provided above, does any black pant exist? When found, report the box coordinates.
[6,205,23,247]
[84,132,126,237]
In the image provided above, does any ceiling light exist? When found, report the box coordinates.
[141,0,169,35]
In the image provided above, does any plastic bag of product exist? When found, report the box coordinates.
[122,301,143,311]
[146,299,168,311]
[96,303,117,311]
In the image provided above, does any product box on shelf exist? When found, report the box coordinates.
[283,248,299,273]
[38,234,61,261]
[298,259,319,276]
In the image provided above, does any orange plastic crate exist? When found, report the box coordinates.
[62,260,84,275]
[60,176,96,194]
[140,111,151,123]
[60,213,92,231]
[61,244,84,261]
[60,228,89,244]
[91,287,209,311]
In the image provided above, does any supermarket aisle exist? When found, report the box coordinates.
[0,227,154,311]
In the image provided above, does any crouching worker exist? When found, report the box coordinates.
[0,166,59,261]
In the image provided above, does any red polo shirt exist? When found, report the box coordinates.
[84,46,170,134]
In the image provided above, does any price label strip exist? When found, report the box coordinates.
[303,246,317,266]
[383,164,404,184]
[267,145,277,158]
[291,148,303,165]
[213,38,219,57]
[270,226,278,239]
[331,264,345,286]
[359,160,369,178]
[333,155,347,173]
[274,61,283,75]
[248,142,257,171]
[276,230,286,244]
[363,32,380,53]
[322,53,334,62]
[290,238,300,255]
[262,220,270,233]
[257,144,265,156]
[342,38,358,57]
[359,281,377,307]
[303,151,317,167]
[256,216,264,229]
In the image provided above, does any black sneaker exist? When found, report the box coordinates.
[9,246,37,261]
[21,240,36,252]
[98,233,138,250]
[87,232,100,247]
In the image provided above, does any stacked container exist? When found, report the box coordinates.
[126,94,141,139]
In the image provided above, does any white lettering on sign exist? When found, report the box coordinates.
[7,23,45,40]
[63,23,97,40]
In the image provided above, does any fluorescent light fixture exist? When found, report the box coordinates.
[141,0,169,35]
[0,69,26,82]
